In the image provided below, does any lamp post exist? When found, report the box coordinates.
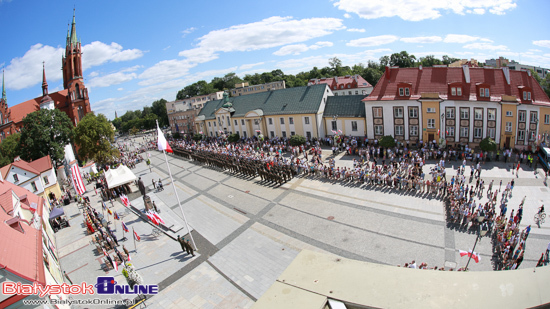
[465,214,488,270]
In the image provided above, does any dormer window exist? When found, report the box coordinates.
[399,87,410,96]
[479,87,490,97]
[523,91,531,101]
[13,174,19,182]
[405,88,410,96]
[451,87,462,96]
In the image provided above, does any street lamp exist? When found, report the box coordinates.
[465,216,488,270]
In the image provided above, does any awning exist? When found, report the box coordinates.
[49,207,65,220]
[104,165,137,189]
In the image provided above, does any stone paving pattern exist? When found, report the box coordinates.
[53,134,550,308]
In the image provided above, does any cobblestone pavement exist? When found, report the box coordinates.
[56,135,550,308]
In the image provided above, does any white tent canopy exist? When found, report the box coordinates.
[105,165,137,189]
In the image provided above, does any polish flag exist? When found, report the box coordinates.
[459,250,481,263]
[121,221,129,233]
[157,124,173,153]
[147,212,159,225]
[152,212,166,225]
[71,164,86,195]
[112,256,118,272]
[127,253,131,261]
[120,195,129,207]
[133,230,141,242]
[102,248,108,256]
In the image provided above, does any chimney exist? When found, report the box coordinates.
[419,65,422,70]
[385,66,391,79]
[527,70,531,77]
[502,67,510,85]
[462,65,470,84]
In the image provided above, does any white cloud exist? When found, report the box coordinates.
[163,46,171,51]
[333,0,517,21]
[239,62,265,70]
[347,35,399,47]
[463,42,508,51]
[274,41,333,56]
[138,59,196,86]
[347,28,365,33]
[117,88,124,91]
[276,48,391,72]
[181,27,197,37]
[88,66,141,88]
[343,13,351,18]
[178,16,344,63]
[82,41,143,70]
[88,71,99,78]
[473,8,485,14]
[3,43,63,90]
[529,49,542,53]
[533,40,550,49]
[400,36,442,44]
[444,34,481,43]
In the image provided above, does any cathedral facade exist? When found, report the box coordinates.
[0,11,91,142]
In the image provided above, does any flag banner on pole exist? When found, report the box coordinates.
[459,250,481,263]
[107,208,113,216]
[157,124,173,153]
[113,211,119,220]
[120,195,130,207]
[121,221,129,233]
[102,248,108,256]
[102,202,107,210]
[127,253,131,261]
[71,164,86,195]
[133,230,141,242]
[112,256,118,272]
[146,211,160,225]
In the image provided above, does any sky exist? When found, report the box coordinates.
[1,0,549,120]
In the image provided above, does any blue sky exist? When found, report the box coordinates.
[1,0,549,120]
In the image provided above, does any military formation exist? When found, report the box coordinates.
[173,147,294,186]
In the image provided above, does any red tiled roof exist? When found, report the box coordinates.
[8,90,69,124]
[310,75,372,89]
[0,189,15,214]
[28,155,53,173]
[0,180,46,286]
[364,66,550,105]
[11,160,40,175]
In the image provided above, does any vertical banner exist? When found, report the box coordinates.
[71,164,86,195]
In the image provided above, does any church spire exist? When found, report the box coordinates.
[42,62,48,96]
[70,8,77,45]
[2,70,6,103]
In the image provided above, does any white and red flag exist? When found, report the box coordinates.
[112,256,118,272]
[120,195,130,207]
[459,250,481,263]
[133,229,141,242]
[146,211,160,225]
[71,164,86,195]
[157,124,173,153]
[152,211,165,225]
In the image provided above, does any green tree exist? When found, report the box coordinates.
[379,56,390,68]
[74,113,120,165]
[193,133,203,141]
[329,57,343,75]
[18,109,74,167]
[390,51,417,68]
[151,99,168,127]
[289,135,306,146]
[227,132,240,143]
[442,55,460,65]
[479,137,497,152]
[0,133,21,166]
[419,55,442,67]
[112,117,122,131]
[378,135,396,148]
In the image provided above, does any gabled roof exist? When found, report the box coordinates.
[0,180,46,285]
[198,84,328,120]
[9,90,68,124]
[324,95,366,118]
[309,75,372,89]
[364,66,550,105]
[28,155,53,173]
[0,155,52,181]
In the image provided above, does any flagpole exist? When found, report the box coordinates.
[133,227,138,253]
[156,120,198,251]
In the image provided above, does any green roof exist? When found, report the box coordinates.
[324,95,366,118]
[198,84,328,120]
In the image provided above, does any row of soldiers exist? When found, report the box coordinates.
[172,147,294,186]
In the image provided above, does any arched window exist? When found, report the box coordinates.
[78,106,84,121]
[76,84,81,99]
[0,112,3,125]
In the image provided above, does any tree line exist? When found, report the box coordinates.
[111,99,169,134]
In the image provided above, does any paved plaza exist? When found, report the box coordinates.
[55,135,550,308]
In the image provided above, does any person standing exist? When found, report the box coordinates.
[152,179,156,189]
[186,239,195,256]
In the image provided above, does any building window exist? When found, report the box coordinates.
[304,117,310,125]
[545,114,550,124]
[474,127,482,138]
[291,131,295,136]
[529,131,536,141]
[31,182,37,192]
[427,119,435,128]
[460,108,469,120]
[394,107,404,118]
[505,122,512,132]
[306,132,312,140]
[351,121,358,131]
[355,91,359,94]
[523,91,532,101]
[399,88,404,96]
[373,107,383,118]
[447,126,455,137]
[268,118,273,125]
[487,128,495,139]
[208,122,211,127]
[446,108,455,119]
[480,87,490,97]
[234,119,238,126]
[280,118,285,125]
[451,87,456,96]
[409,107,418,118]
[282,131,287,138]
[394,125,404,136]
[474,108,483,120]
[409,125,418,136]
[270,131,275,138]
[506,111,513,117]
[405,88,410,96]
[518,130,525,141]
[13,174,19,182]
[518,111,526,122]
[374,125,383,135]
[331,121,337,131]
[530,112,538,123]
[457,87,462,96]
[241,119,245,125]
[213,122,216,127]
[460,127,469,137]
[488,109,496,121]
[43,176,49,185]
[427,107,435,113]
[289,117,294,125]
